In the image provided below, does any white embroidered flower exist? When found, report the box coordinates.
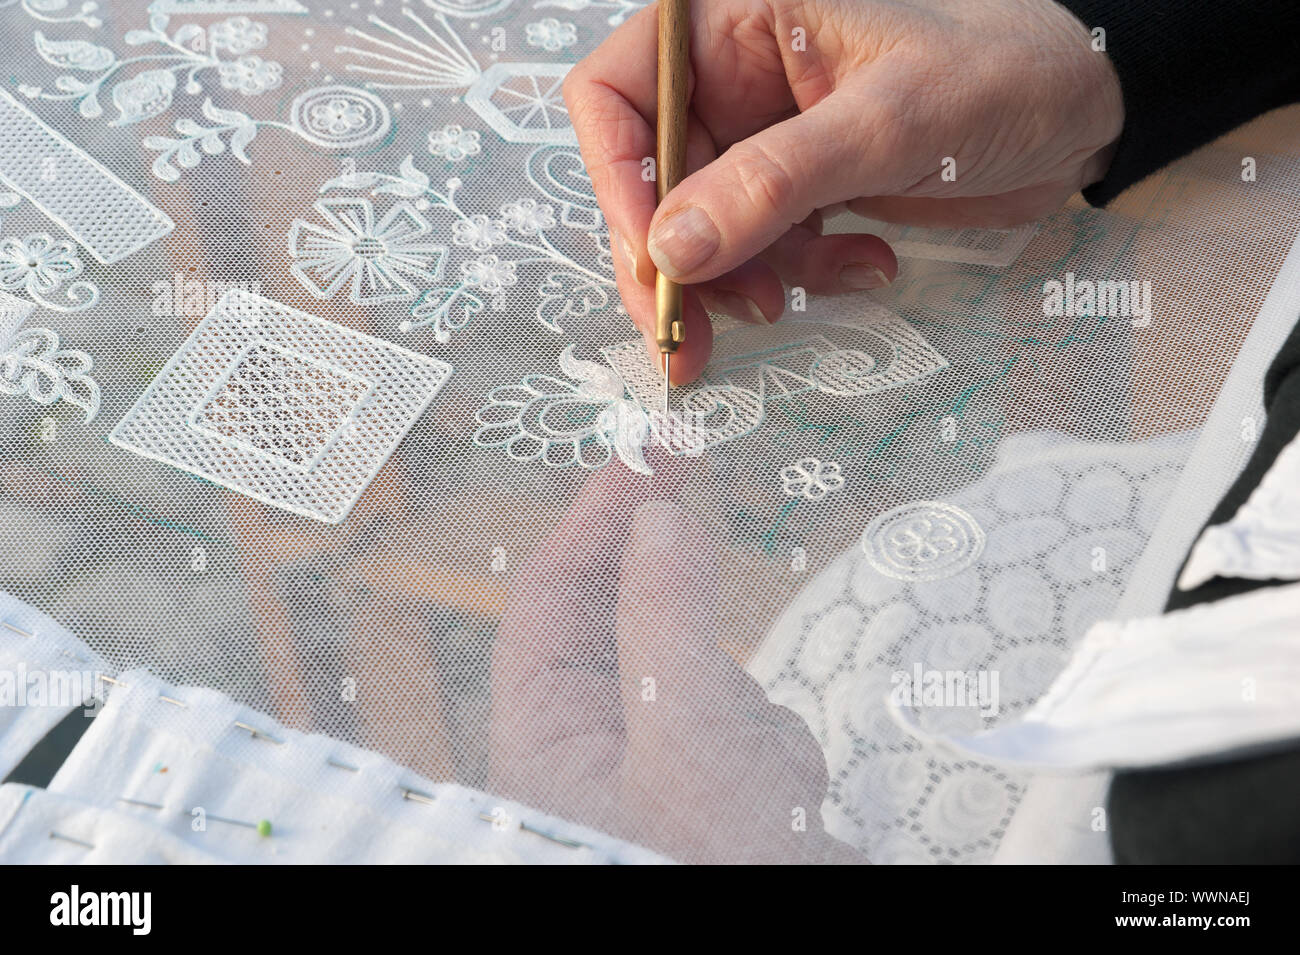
[0,233,84,297]
[452,215,506,252]
[460,255,517,292]
[217,56,283,96]
[427,124,481,162]
[499,198,556,234]
[310,97,368,136]
[780,457,845,501]
[525,18,577,52]
[287,197,448,304]
[208,17,268,55]
[473,344,651,475]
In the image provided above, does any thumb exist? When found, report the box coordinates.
[646,90,909,283]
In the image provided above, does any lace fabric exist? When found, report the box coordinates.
[0,1,1298,863]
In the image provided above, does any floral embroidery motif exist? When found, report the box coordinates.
[460,254,518,292]
[0,0,101,29]
[18,13,390,182]
[780,458,845,501]
[473,343,651,475]
[215,55,282,95]
[428,124,481,163]
[289,86,392,150]
[206,15,266,53]
[525,18,577,51]
[21,16,284,124]
[293,149,613,341]
[339,10,576,143]
[601,312,950,458]
[287,196,448,305]
[0,326,101,422]
[0,234,99,312]
[0,88,175,263]
[533,0,646,27]
[860,501,986,582]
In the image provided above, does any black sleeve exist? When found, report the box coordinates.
[1054,0,1300,205]
[1107,320,1300,864]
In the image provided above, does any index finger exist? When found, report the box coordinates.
[563,4,667,289]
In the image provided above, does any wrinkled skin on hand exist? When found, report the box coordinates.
[563,0,1123,382]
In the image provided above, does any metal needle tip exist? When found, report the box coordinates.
[662,352,670,415]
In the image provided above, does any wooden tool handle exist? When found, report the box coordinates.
[656,0,690,204]
[654,0,690,357]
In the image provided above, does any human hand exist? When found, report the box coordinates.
[488,463,863,863]
[564,0,1123,382]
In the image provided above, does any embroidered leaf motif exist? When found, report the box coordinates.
[320,169,384,192]
[537,270,609,335]
[110,69,176,125]
[0,328,101,423]
[407,287,485,343]
[373,157,431,198]
[33,32,115,71]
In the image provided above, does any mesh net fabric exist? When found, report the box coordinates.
[1,1,1299,865]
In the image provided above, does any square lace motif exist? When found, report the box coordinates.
[110,290,451,523]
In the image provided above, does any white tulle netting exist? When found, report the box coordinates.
[2,1,1299,864]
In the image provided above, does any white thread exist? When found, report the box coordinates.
[0,87,174,264]
[780,458,845,501]
[147,0,308,12]
[464,63,576,145]
[861,501,986,582]
[109,289,452,524]
[0,326,101,423]
[287,196,447,304]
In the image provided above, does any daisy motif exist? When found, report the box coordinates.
[452,215,506,252]
[461,255,518,293]
[287,197,448,304]
[217,56,283,96]
[310,98,367,136]
[780,457,845,501]
[427,124,482,163]
[0,234,85,297]
[525,18,577,53]
[208,17,268,55]
[499,198,556,234]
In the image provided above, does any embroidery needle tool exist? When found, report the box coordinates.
[654,0,690,414]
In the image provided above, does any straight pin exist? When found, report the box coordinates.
[233,721,283,744]
[400,786,436,805]
[118,797,164,810]
[2,621,33,638]
[49,831,94,850]
[207,813,274,837]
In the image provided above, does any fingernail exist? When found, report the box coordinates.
[706,289,771,324]
[840,264,891,290]
[648,206,720,278]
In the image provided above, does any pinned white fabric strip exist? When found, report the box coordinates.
[42,664,672,864]
[0,592,105,783]
[1178,427,1300,590]
[890,581,1300,772]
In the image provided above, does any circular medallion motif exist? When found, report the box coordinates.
[290,86,391,150]
[861,501,985,582]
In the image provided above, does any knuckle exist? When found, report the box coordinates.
[729,140,801,219]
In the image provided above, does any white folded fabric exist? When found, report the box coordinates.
[0,784,224,864]
[1178,428,1300,590]
[0,594,106,783]
[891,580,1300,771]
[34,666,670,864]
